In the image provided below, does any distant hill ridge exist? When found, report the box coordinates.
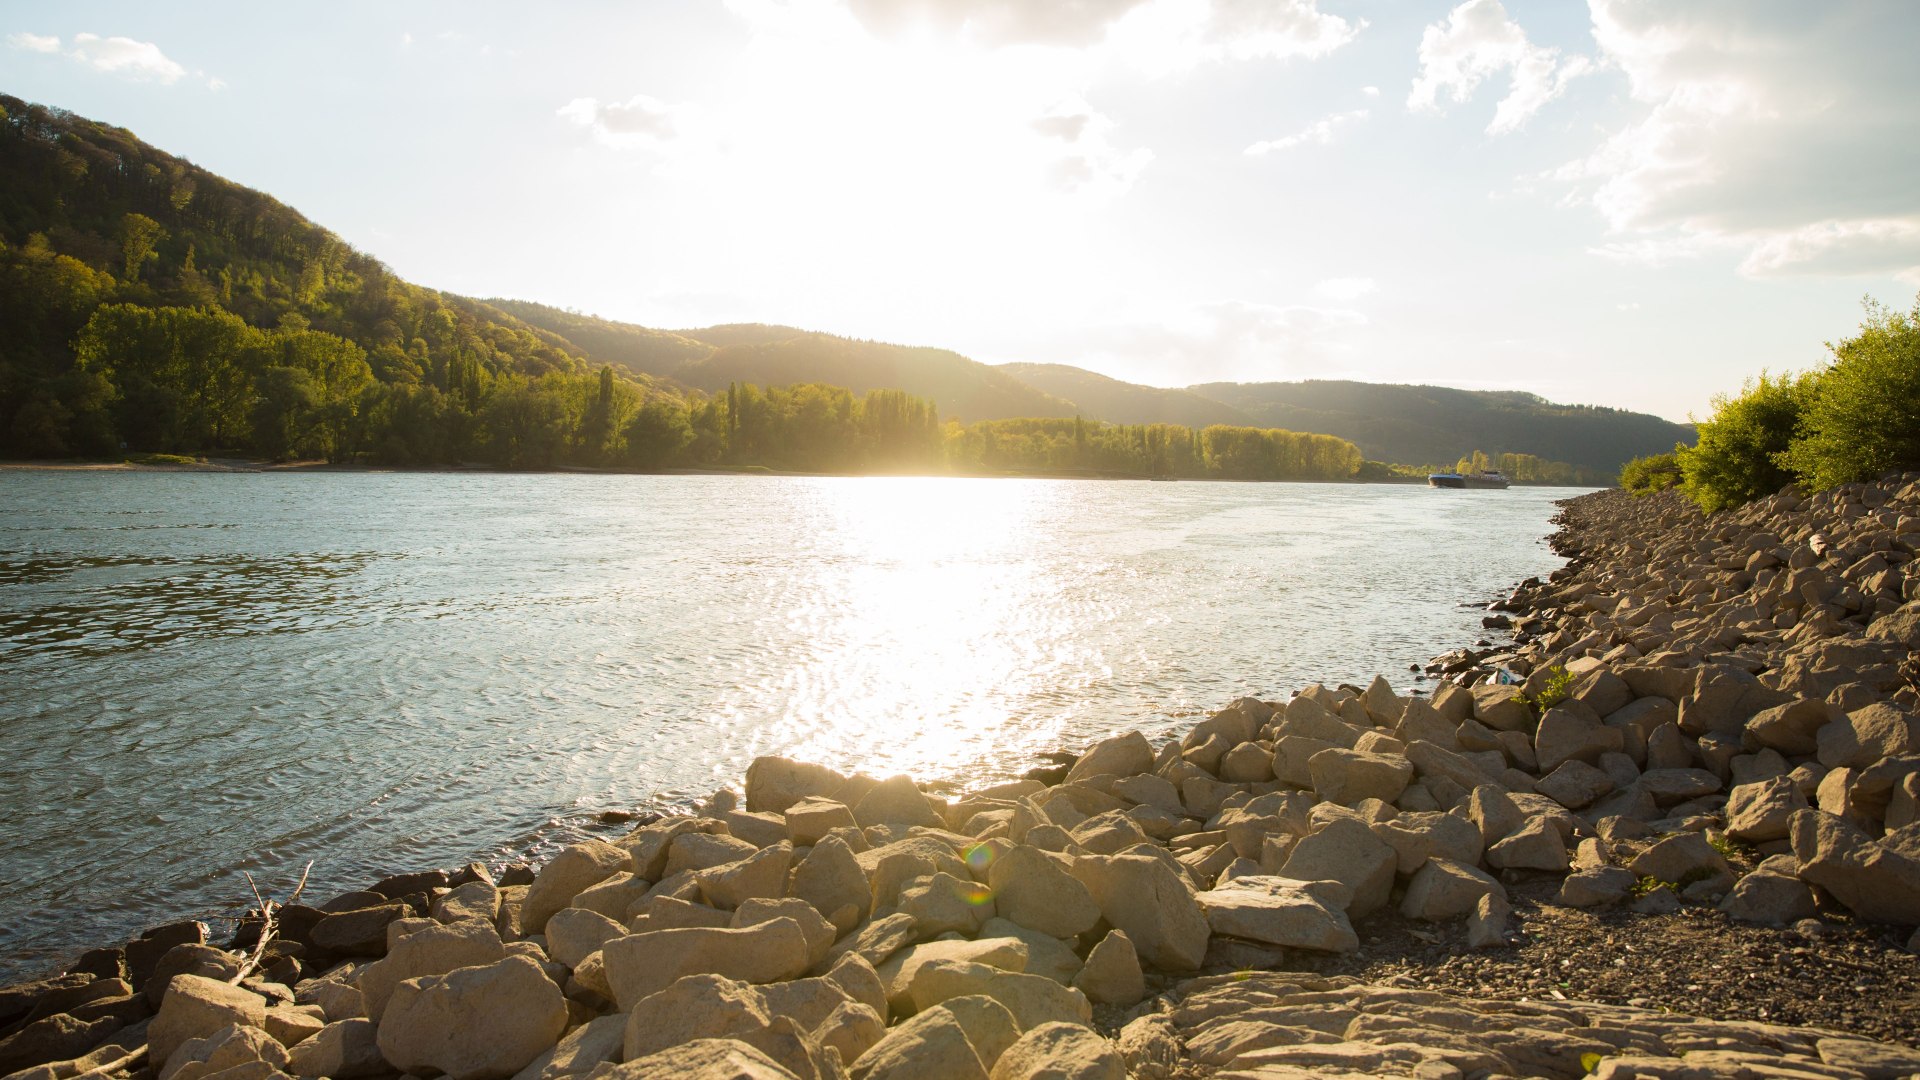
[495,301,1694,471]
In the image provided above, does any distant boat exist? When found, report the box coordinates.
[1148,476,1177,482]
[1428,470,1510,489]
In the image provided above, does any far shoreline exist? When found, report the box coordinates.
[0,457,1603,488]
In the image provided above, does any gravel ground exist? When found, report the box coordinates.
[1281,875,1920,1045]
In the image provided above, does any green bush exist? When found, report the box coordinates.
[1779,296,1920,490]
[1677,372,1811,512]
[1619,451,1683,495]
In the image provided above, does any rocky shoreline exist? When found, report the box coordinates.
[5,482,1920,1080]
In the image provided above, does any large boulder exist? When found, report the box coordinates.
[987,1022,1125,1080]
[1725,777,1810,843]
[698,843,793,910]
[149,976,268,1070]
[376,955,567,1080]
[854,777,946,830]
[1069,855,1209,971]
[520,842,629,935]
[1306,749,1412,805]
[1817,703,1920,770]
[1277,818,1395,917]
[601,919,813,1010]
[850,1005,987,1080]
[159,1023,287,1080]
[744,756,849,813]
[356,917,507,1022]
[790,835,872,934]
[986,847,1099,939]
[1400,859,1504,921]
[622,975,825,1080]
[875,938,1029,1016]
[1071,932,1144,1007]
[1194,876,1357,952]
[907,961,1092,1030]
[1791,812,1920,925]
[288,1019,387,1079]
[1064,732,1153,785]
[617,1038,801,1080]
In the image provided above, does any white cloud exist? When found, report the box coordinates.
[1314,276,1376,301]
[1245,108,1367,155]
[1544,0,1920,281]
[66,32,187,82]
[400,32,414,46]
[557,95,688,148]
[1030,98,1154,197]
[1360,84,1379,97]
[834,0,1361,72]
[8,31,60,53]
[1407,0,1591,135]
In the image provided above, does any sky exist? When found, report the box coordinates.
[5,1,1919,423]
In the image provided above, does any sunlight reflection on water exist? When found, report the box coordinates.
[0,471,1578,979]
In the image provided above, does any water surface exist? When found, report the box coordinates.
[0,472,1577,978]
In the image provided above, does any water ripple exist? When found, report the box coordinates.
[0,472,1574,980]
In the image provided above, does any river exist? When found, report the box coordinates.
[0,471,1580,979]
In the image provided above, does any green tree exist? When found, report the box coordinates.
[1677,372,1810,512]
[1778,295,1920,490]
[120,213,166,282]
[625,395,694,467]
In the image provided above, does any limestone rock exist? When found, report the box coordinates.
[618,1038,802,1080]
[601,919,812,1011]
[1725,776,1809,843]
[1306,748,1413,805]
[938,996,1021,1071]
[731,898,836,969]
[1401,858,1504,922]
[507,1014,624,1080]
[1627,833,1733,889]
[790,836,872,935]
[897,872,993,936]
[1195,876,1357,952]
[1556,867,1636,908]
[1720,868,1819,925]
[1277,818,1396,918]
[744,756,849,813]
[854,776,945,830]
[875,937,1029,1015]
[907,960,1092,1030]
[375,955,567,1080]
[814,1001,887,1069]
[287,1019,386,1079]
[1068,855,1209,971]
[310,904,410,958]
[521,842,629,936]
[1817,703,1920,770]
[1064,732,1153,785]
[986,846,1099,939]
[784,797,858,846]
[1070,932,1144,1007]
[159,1024,288,1080]
[433,881,502,925]
[1486,818,1570,872]
[543,908,625,971]
[666,833,761,879]
[697,842,793,911]
[987,1022,1124,1080]
[149,976,268,1070]
[1792,812,1920,925]
[850,1005,987,1080]
[356,917,508,1023]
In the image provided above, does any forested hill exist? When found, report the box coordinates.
[489,302,1080,423]
[0,93,682,464]
[996,362,1253,428]
[1187,380,1695,473]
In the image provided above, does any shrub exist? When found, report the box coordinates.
[1526,665,1575,711]
[1779,296,1920,490]
[1677,372,1811,512]
[1619,451,1683,495]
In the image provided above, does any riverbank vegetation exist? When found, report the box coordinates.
[1668,296,1920,511]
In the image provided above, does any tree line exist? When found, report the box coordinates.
[1621,295,1920,509]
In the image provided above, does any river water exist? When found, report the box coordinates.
[0,472,1579,979]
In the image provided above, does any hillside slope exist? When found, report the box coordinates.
[996,362,1252,428]
[671,328,1078,422]
[1188,380,1694,471]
